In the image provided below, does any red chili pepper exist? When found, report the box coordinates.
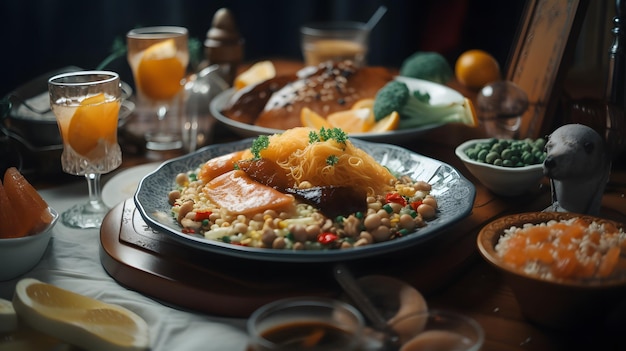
[194,210,212,221]
[385,193,406,206]
[410,200,423,212]
[317,232,339,245]
[182,228,195,234]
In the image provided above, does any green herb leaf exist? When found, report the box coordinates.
[250,135,270,159]
[326,155,339,166]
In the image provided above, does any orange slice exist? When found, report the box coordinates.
[137,39,186,100]
[68,93,119,158]
[351,98,375,110]
[13,278,150,351]
[326,108,375,133]
[370,111,400,133]
[300,107,331,129]
[234,60,276,90]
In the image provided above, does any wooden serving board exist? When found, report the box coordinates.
[99,198,480,317]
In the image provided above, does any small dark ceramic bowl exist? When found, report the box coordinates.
[477,211,626,330]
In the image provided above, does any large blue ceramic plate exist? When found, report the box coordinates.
[209,76,467,144]
[134,138,475,262]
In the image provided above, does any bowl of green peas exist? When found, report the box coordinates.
[455,138,547,196]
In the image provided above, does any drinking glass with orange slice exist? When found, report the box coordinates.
[48,71,122,229]
[126,26,189,150]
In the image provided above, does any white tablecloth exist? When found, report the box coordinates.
[0,179,250,351]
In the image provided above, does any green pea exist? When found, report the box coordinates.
[486,151,500,164]
[477,149,489,162]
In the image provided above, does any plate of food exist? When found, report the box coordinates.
[134,127,475,262]
[209,61,475,143]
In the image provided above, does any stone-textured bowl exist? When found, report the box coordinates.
[0,207,58,281]
[455,139,545,196]
[477,211,626,330]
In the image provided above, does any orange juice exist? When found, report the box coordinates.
[303,39,366,66]
[51,93,121,174]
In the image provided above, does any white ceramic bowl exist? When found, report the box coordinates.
[455,139,545,196]
[0,208,58,281]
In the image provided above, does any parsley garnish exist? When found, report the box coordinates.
[250,135,269,159]
[309,127,348,144]
[326,155,339,166]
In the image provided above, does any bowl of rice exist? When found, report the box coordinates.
[477,211,626,330]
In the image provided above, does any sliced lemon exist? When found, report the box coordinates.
[370,111,400,133]
[234,60,276,90]
[13,278,150,351]
[462,97,478,127]
[327,108,375,133]
[300,107,331,129]
[351,98,375,110]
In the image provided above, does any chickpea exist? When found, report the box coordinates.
[175,173,189,186]
[422,195,438,210]
[177,201,194,222]
[272,237,286,249]
[340,241,353,249]
[358,231,373,244]
[289,224,308,242]
[261,228,277,246]
[415,181,432,192]
[293,242,305,250]
[399,214,416,231]
[371,226,391,242]
[363,213,382,230]
[168,190,181,205]
[417,203,436,219]
[305,224,321,241]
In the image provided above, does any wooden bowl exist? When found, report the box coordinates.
[477,211,626,330]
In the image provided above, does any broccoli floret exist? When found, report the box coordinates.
[373,80,476,128]
[399,51,453,84]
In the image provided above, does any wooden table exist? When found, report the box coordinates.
[35,61,626,350]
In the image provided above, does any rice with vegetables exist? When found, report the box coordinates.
[495,217,626,281]
[168,127,438,250]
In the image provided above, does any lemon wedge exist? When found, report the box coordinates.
[12,278,149,351]
[0,297,18,332]
[234,60,276,90]
[463,97,478,127]
[300,107,331,129]
[370,111,400,133]
[327,107,375,133]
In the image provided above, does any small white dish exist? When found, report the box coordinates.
[102,163,161,208]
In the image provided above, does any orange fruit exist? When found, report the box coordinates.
[68,93,120,158]
[2,167,52,237]
[137,39,186,100]
[370,111,400,133]
[326,108,375,133]
[234,61,276,90]
[455,49,501,89]
[300,107,331,129]
[12,278,150,351]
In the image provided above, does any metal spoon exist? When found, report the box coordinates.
[333,263,400,350]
